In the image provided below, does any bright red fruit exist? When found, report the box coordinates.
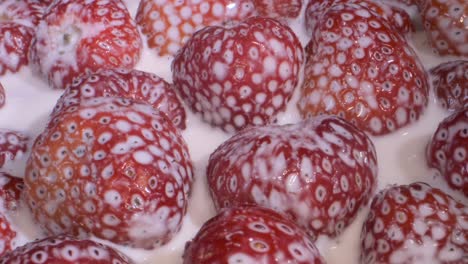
[360,182,468,263]
[426,108,467,196]
[136,0,256,56]
[173,17,304,132]
[25,97,193,249]
[430,60,467,112]
[51,68,187,129]
[299,2,428,136]
[183,206,325,264]
[253,0,302,18]
[0,212,16,257]
[30,0,143,89]
[420,0,467,56]
[0,129,29,169]
[0,234,133,263]
[207,116,378,240]
[0,172,24,211]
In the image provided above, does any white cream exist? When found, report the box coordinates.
[0,1,466,264]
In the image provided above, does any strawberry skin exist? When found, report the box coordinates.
[173,17,304,132]
[0,172,24,211]
[0,129,29,169]
[360,182,468,264]
[0,212,16,257]
[0,234,133,263]
[420,0,467,56]
[51,68,187,130]
[25,97,194,249]
[136,0,256,56]
[253,0,303,18]
[426,108,468,196]
[299,2,428,136]
[207,116,378,240]
[184,206,325,264]
[30,0,143,89]
[430,60,467,112]
[0,82,5,108]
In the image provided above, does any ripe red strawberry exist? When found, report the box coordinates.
[305,0,414,37]
[30,0,143,89]
[207,116,378,240]
[420,0,467,56]
[430,60,467,112]
[25,97,194,249]
[360,182,468,263]
[299,2,428,136]
[0,129,29,169]
[253,0,302,18]
[136,0,256,57]
[173,17,304,132]
[183,206,325,264]
[51,68,187,129]
[0,0,48,75]
[0,83,5,108]
[0,212,16,257]
[426,108,467,196]
[0,234,133,263]
[0,172,24,211]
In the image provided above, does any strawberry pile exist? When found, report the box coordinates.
[0,0,467,263]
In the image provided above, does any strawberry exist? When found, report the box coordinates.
[136,0,256,57]
[299,2,428,136]
[0,129,29,169]
[430,60,467,112]
[30,0,143,89]
[0,172,24,211]
[0,234,133,263]
[305,0,414,37]
[25,97,194,249]
[0,212,16,257]
[426,107,467,196]
[420,0,468,56]
[0,0,48,75]
[360,182,468,263]
[51,68,187,130]
[172,17,304,132]
[0,82,5,108]
[207,116,378,240]
[183,206,325,264]
[253,0,302,18]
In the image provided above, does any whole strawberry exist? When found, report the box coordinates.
[183,206,325,264]
[25,97,193,249]
[360,182,467,263]
[299,2,428,136]
[173,17,304,132]
[253,0,303,18]
[426,107,467,196]
[51,68,187,129]
[430,60,467,112]
[0,234,133,263]
[136,0,256,56]
[420,0,467,56]
[30,0,142,89]
[207,116,378,240]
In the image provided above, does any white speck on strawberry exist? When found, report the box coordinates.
[430,60,468,112]
[25,97,193,249]
[173,16,304,132]
[207,116,378,240]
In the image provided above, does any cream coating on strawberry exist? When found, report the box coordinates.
[136,0,256,57]
[420,0,467,56]
[426,108,467,196]
[0,129,28,169]
[430,60,467,112]
[30,0,143,89]
[0,0,46,28]
[173,16,304,132]
[0,211,16,257]
[184,206,325,264]
[0,172,24,211]
[253,0,302,18]
[360,182,468,263]
[207,116,378,240]
[0,234,133,263]
[51,68,186,129]
[299,2,428,136]
[25,97,193,249]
